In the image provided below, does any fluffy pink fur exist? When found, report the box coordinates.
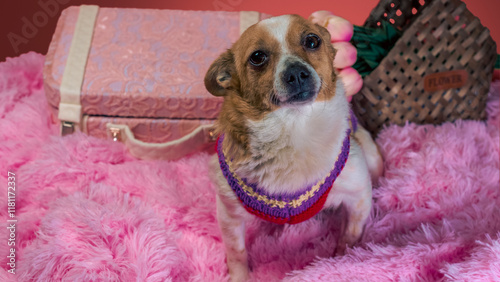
[0,53,498,281]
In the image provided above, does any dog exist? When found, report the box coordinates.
[204,14,383,281]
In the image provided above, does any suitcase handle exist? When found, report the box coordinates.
[106,123,216,160]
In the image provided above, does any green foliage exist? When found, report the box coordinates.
[351,21,402,77]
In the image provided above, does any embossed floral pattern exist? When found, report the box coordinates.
[44,7,253,119]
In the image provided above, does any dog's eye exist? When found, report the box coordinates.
[303,34,321,50]
[249,51,268,67]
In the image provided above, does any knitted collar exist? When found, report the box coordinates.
[217,111,357,224]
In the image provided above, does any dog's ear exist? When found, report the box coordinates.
[204,50,237,97]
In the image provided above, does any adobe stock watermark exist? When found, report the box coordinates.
[6,171,16,275]
[213,0,244,11]
[8,0,71,54]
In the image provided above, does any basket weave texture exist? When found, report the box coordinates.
[351,0,497,136]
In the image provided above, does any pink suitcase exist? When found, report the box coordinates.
[44,5,270,160]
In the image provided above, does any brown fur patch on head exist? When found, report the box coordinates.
[205,22,285,158]
[229,23,283,117]
[285,15,337,102]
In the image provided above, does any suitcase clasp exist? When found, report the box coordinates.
[108,127,122,142]
[61,121,75,136]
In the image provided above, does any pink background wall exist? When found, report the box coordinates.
[1,0,498,62]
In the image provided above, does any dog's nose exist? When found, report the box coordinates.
[279,62,317,103]
[284,64,311,88]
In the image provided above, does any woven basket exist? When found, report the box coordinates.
[351,0,497,136]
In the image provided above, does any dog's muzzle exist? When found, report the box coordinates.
[275,59,320,105]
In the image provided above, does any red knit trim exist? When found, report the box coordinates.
[243,184,333,225]
[244,206,289,224]
[289,184,332,224]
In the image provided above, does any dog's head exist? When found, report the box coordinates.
[205,14,340,149]
[205,14,337,109]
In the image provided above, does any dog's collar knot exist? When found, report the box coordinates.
[216,111,357,224]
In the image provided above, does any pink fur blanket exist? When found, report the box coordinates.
[0,52,499,281]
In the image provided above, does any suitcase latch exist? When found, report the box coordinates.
[108,127,122,142]
[61,121,75,136]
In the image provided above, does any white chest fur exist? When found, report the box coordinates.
[235,84,350,195]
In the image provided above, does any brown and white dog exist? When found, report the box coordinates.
[204,14,383,281]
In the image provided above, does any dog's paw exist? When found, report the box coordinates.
[334,229,359,257]
[334,240,348,257]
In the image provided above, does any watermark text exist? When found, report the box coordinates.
[8,0,71,54]
[7,171,16,275]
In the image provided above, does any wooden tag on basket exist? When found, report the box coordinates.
[424,70,468,92]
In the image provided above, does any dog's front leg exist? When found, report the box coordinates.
[353,124,384,184]
[216,194,249,282]
[328,146,373,256]
[335,196,371,255]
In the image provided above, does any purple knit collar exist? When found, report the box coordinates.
[216,111,357,221]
